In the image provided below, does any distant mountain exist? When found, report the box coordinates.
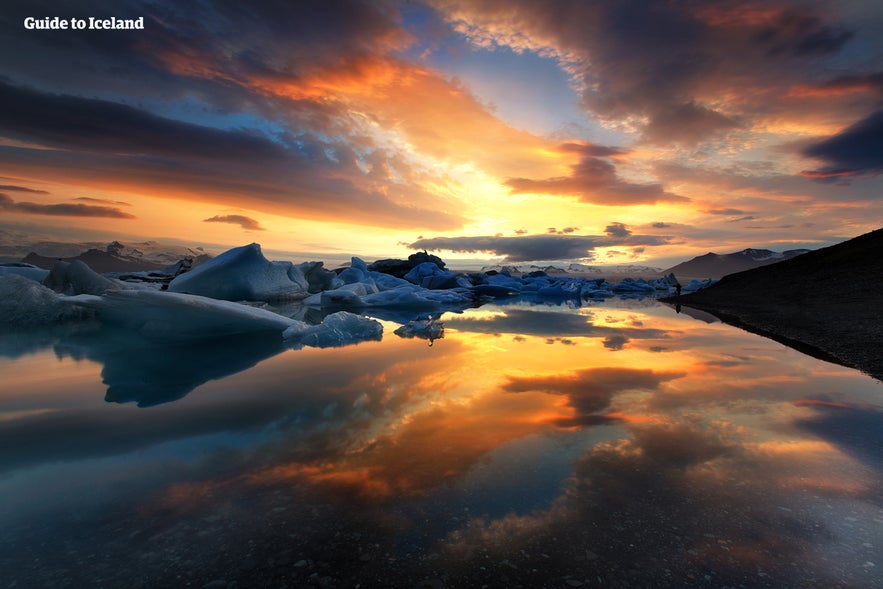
[664,248,811,279]
[20,241,212,273]
[479,263,664,276]
[676,228,883,380]
[566,263,664,276]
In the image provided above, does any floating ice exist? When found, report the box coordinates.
[394,316,444,343]
[0,274,90,326]
[62,289,296,338]
[168,243,330,301]
[0,263,49,282]
[283,311,382,348]
[44,260,129,295]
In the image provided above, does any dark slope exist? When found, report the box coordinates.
[672,228,883,381]
[664,248,811,279]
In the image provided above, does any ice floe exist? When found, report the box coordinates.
[168,243,339,301]
[283,311,383,348]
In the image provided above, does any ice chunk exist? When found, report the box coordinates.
[394,316,444,343]
[404,262,460,289]
[297,261,343,293]
[0,274,90,326]
[43,260,128,295]
[168,243,309,301]
[611,278,656,294]
[0,263,50,282]
[682,278,717,293]
[283,311,382,348]
[62,289,296,339]
[361,286,474,309]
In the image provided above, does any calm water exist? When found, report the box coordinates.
[1,299,882,588]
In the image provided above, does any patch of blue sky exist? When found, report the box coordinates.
[133,96,288,139]
[398,3,630,146]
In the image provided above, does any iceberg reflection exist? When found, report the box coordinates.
[56,329,287,407]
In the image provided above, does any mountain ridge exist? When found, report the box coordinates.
[664,247,812,279]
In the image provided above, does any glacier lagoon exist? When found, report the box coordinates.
[1,298,882,588]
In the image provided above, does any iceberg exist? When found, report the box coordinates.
[0,274,91,327]
[393,316,444,343]
[0,262,49,282]
[168,243,322,301]
[43,260,129,295]
[283,311,382,348]
[62,289,296,339]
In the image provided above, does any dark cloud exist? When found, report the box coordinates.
[801,108,883,179]
[0,193,135,219]
[602,334,629,350]
[0,80,290,162]
[204,215,265,231]
[0,184,48,194]
[706,208,748,215]
[755,10,853,57]
[434,0,858,146]
[507,154,687,205]
[604,222,631,238]
[72,197,132,206]
[410,232,670,262]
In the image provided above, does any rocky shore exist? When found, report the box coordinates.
[668,228,883,382]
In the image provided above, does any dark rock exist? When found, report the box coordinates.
[368,251,447,279]
[367,258,413,278]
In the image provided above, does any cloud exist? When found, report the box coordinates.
[801,108,883,179]
[506,150,688,205]
[0,193,135,219]
[605,222,631,238]
[0,184,48,194]
[73,197,132,206]
[410,232,670,262]
[203,214,265,231]
[705,208,748,215]
[432,0,859,146]
[0,79,463,230]
[0,80,290,162]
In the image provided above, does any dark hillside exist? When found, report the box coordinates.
[673,228,883,380]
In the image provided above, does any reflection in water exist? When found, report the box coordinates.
[57,328,286,406]
[1,300,882,588]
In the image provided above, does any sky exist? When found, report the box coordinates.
[1,0,882,267]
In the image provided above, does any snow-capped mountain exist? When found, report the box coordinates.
[664,248,812,279]
[20,241,213,273]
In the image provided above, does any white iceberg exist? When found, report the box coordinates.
[168,243,329,301]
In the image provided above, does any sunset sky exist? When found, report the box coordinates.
[1,0,882,267]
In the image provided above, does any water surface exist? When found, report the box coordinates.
[1,300,881,588]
